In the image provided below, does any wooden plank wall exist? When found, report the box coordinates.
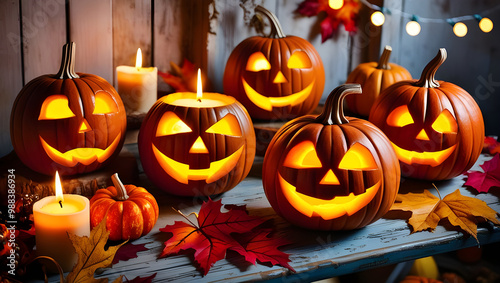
[0,0,382,158]
[381,0,500,137]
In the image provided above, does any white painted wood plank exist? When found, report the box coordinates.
[0,0,23,157]
[21,0,66,82]
[69,0,113,83]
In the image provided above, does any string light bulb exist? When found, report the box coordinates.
[371,11,385,26]
[406,16,421,36]
[328,0,344,10]
[474,14,493,33]
[448,19,467,37]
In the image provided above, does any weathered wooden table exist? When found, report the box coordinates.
[46,143,500,282]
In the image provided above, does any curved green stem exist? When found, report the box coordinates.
[316,84,362,125]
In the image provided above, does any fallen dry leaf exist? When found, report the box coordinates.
[391,188,500,242]
[464,154,500,193]
[66,218,126,283]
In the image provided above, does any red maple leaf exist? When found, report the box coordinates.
[159,199,294,275]
[113,242,149,264]
[484,136,500,155]
[296,0,360,42]
[464,154,500,193]
[124,273,157,283]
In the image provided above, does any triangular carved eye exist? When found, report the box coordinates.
[284,141,322,169]
[246,52,271,72]
[339,143,378,170]
[387,105,414,127]
[206,114,242,137]
[431,109,457,134]
[156,112,192,137]
[93,91,119,114]
[39,95,76,120]
[287,51,312,69]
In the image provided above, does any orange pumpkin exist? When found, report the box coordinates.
[10,42,127,176]
[369,49,484,180]
[138,92,256,196]
[90,174,159,241]
[223,5,325,120]
[263,84,400,230]
[345,45,412,116]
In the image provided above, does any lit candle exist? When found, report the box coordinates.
[33,171,90,272]
[116,48,158,113]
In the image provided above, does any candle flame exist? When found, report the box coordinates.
[135,48,142,70]
[197,68,202,102]
[55,171,64,204]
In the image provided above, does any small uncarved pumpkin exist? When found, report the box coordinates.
[345,46,412,116]
[10,42,127,176]
[223,5,325,120]
[369,48,484,180]
[263,84,400,230]
[90,174,159,241]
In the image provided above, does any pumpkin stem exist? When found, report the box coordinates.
[414,48,447,88]
[316,84,362,125]
[56,42,80,79]
[111,173,129,201]
[255,5,286,38]
[377,45,392,70]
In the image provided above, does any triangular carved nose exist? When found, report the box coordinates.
[189,136,209,154]
[320,169,340,185]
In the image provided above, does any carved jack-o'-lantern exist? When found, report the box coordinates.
[369,49,484,180]
[263,84,400,230]
[138,92,256,196]
[223,5,325,120]
[10,43,127,176]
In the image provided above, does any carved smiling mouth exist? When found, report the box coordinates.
[39,134,121,167]
[242,78,315,111]
[278,174,381,220]
[152,144,244,184]
[391,142,456,167]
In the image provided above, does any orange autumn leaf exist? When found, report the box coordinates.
[391,189,500,243]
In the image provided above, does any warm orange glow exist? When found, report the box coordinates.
[287,51,312,69]
[39,95,75,120]
[328,0,343,10]
[39,134,121,166]
[197,68,202,101]
[93,91,118,114]
[431,110,457,133]
[338,143,378,170]
[135,48,142,69]
[387,105,414,127]
[78,120,91,133]
[189,137,209,154]
[242,78,315,111]
[391,142,456,167]
[416,129,429,140]
[319,169,340,185]
[55,171,64,203]
[246,52,271,72]
[156,112,192,137]
[279,173,380,220]
[273,71,288,83]
[479,17,493,33]
[152,144,244,184]
[283,141,322,169]
[453,22,467,37]
[205,114,242,137]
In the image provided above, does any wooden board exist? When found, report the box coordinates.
[37,145,500,283]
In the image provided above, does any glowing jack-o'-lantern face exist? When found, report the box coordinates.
[386,105,458,167]
[369,49,484,180]
[223,5,325,120]
[263,84,400,231]
[138,92,256,196]
[38,92,122,167]
[10,42,127,176]
[278,141,381,220]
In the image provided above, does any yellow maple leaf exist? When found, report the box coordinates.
[391,189,500,243]
[65,218,126,283]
